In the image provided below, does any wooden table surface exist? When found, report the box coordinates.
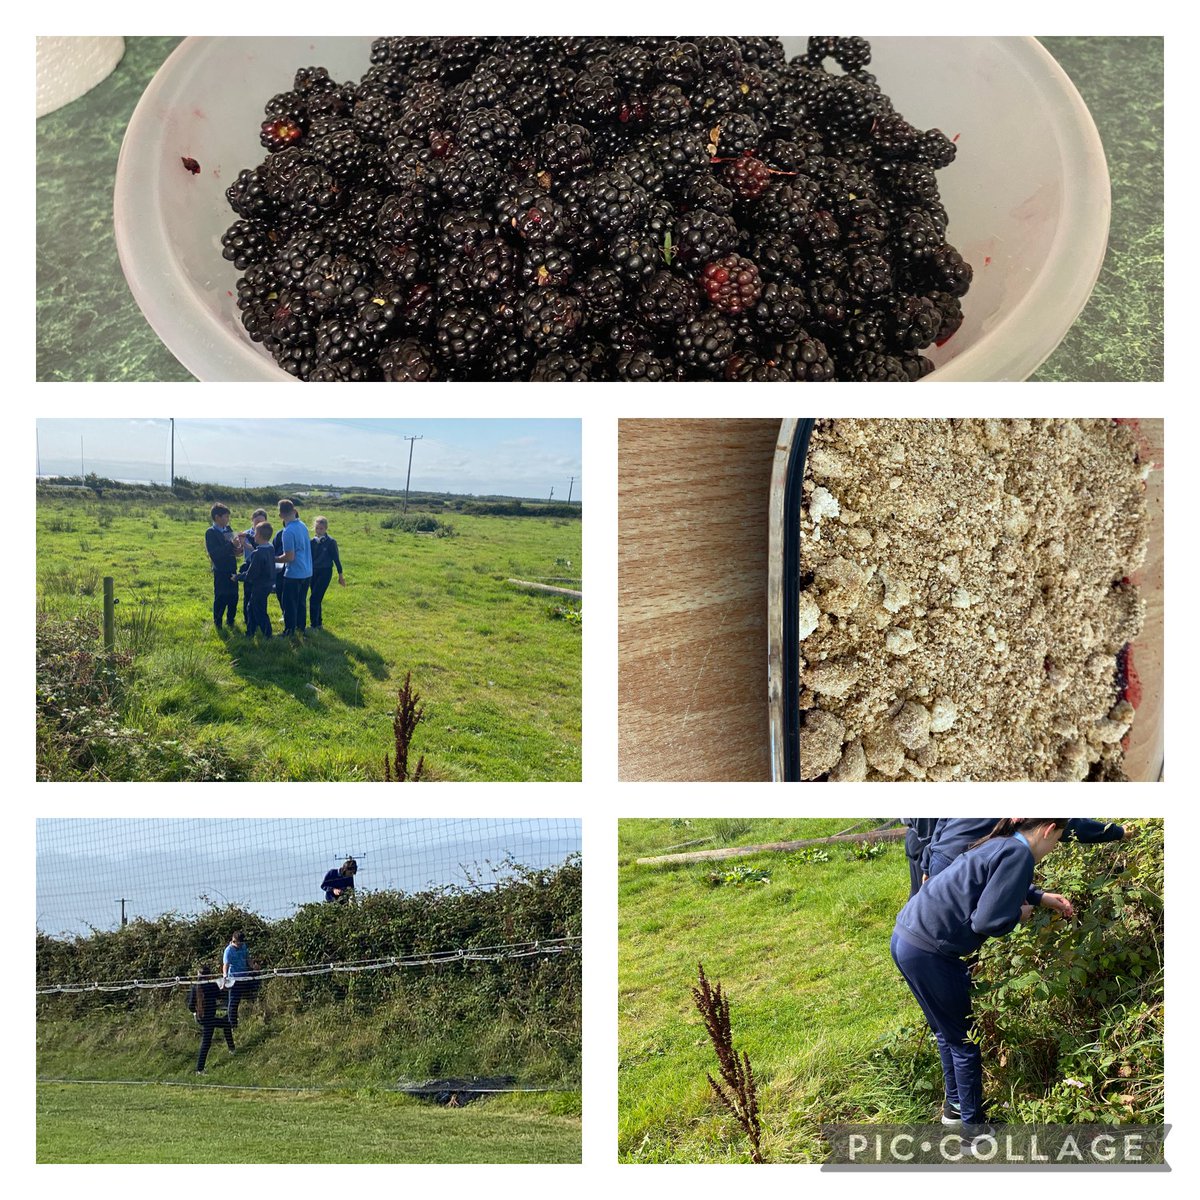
[618,418,781,782]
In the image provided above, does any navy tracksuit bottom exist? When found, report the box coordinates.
[213,575,238,627]
[309,567,333,627]
[246,586,273,637]
[891,931,985,1125]
[282,576,310,634]
[197,1014,235,1071]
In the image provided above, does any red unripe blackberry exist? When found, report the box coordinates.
[701,255,762,314]
[722,155,772,200]
[260,116,305,152]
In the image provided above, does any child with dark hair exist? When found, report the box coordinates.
[891,818,1070,1152]
[321,858,358,902]
[237,522,277,638]
[240,509,269,625]
[901,818,938,898]
[205,504,242,629]
[186,965,235,1073]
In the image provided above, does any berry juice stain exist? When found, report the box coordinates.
[181,156,201,175]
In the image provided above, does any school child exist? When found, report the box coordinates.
[901,819,938,898]
[309,516,345,629]
[240,509,269,625]
[222,929,256,1029]
[891,818,1070,1149]
[321,857,358,903]
[186,965,235,1073]
[237,522,277,637]
[205,504,242,630]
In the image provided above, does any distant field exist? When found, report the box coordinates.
[36,493,581,780]
[37,1083,582,1163]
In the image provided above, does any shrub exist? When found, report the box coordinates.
[379,512,455,536]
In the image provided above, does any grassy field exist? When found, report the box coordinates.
[37,1083,581,1163]
[36,492,581,780]
[619,818,912,1163]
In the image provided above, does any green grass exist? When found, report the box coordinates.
[36,1083,581,1163]
[36,495,581,780]
[618,818,914,1163]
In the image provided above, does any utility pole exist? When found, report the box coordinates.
[115,898,128,927]
[81,436,85,483]
[567,476,576,505]
[36,427,41,477]
[170,418,175,489]
[548,486,554,503]
[402,435,423,513]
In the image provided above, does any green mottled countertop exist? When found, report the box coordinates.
[35,36,1162,382]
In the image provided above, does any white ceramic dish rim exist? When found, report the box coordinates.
[114,36,1110,383]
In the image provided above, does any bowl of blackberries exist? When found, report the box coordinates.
[114,37,1110,381]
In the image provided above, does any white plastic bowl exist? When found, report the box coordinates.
[115,36,1110,382]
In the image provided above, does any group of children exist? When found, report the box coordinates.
[893,817,1132,1151]
[205,500,345,638]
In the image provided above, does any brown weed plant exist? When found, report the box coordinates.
[692,961,764,1163]
[383,671,427,781]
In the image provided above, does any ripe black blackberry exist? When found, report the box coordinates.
[806,37,871,73]
[457,106,521,156]
[537,123,594,177]
[648,84,691,128]
[636,271,701,329]
[531,351,597,381]
[616,348,678,381]
[848,351,909,381]
[584,169,650,234]
[309,128,368,181]
[676,207,739,263]
[520,244,577,289]
[226,166,276,222]
[608,231,661,285]
[376,188,432,241]
[572,68,621,125]
[302,253,368,314]
[521,288,584,351]
[500,189,566,243]
[846,252,892,300]
[890,293,942,351]
[708,112,760,157]
[673,310,736,374]
[770,332,835,381]
[925,244,974,298]
[650,126,709,180]
[352,93,398,143]
[611,150,666,198]
[915,128,957,169]
[576,265,628,325]
[682,172,735,214]
[751,280,808,337]
[379,338,439,381]
[221,220,274,270]
[435,305,495,367]
[701,255,762,314]
[930,290,964,344]
[438,147,500,208]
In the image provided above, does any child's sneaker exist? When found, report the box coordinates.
[960,1124,997,1158]
[942,1100,962,1126]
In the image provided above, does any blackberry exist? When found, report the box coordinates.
[576,265,628,325]
[302,253,368,314]
[572,68,620,126]
[724,353,791,381]
[521,288,584,351]
[616,349,678,381]
[676,207,739,263]
[380,338,439,381]
[648,84,691,128]
[438,147,499,208]
[751,280,808,337]
[457,106,521,156]
[520,244,577,289]
[701,255,762,314]
[315,315,375,364]
[808,275,849,326]
[882,161,939,205]
[221,220,274,270]
[655,41,702,87]
[930,290,964,344]
[890,294,942,351]
[650,126,710,180]
[608,231,661,285]
[376,189,432,241]
[352,93,398,143]
[723,155,772,200]
[226,166,276,221]
[459,67,507,110]
[892,208,942,264]
[836,309,889,362]
[636,271,701,329]
[309,128,368,181]
[531,351,596,381]
[916,128,957,169]
[708,112,760,158]
[538,123,594,177]
[673,310,736,373]
[610,151,666,198]
[848,351,909,381]
[283,163,343,223]
[261,115,306,152]
[500,189,566,243]
[925,244,973,298]
[584,170,650,234]
[871,112,920,160]
[435,305,494,367]
[846,252,892,300]
[770,331,835,381]
[465,237,520,293]
[806,36,872,74]
[681,172,735,214]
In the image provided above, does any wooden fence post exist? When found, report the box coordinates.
[103,577,115,650]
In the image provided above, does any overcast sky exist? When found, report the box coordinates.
[37,818,582,938]
[36,418,582,500]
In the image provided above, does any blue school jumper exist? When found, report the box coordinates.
[891,834,1035,1126]
[309,534,343,628]
[205,524,240,627]
[902,818,938,898]
[238,543,276,637]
